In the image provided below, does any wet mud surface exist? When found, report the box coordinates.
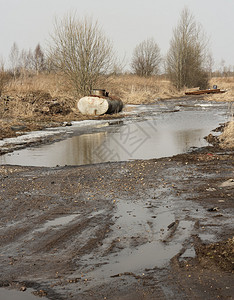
[0,146,233,299]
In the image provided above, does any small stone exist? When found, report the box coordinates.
[207,207,219,212]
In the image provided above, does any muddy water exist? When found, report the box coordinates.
[71,194,203,289]
[0,288,48,300]
[0,106,227,167]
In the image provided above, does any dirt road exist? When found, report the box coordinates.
[0,145,233,299]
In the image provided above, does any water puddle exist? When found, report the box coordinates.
[87,221,193,279]
[73,199,195,287]
[0,109,227,167]
[88,240,182,278]
[34,210,104,233]
[180,247,196,259]
[35,213,80,232]
[0,288,48,300]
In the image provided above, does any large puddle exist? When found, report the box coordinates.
[0,103,228,167]
[71,196,201,290]
[0,288,48,300]
[0,101,231,298]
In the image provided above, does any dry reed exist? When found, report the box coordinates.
[205,77,234,102]
[104,75,184,104]
[1,74,234,147]
[219,121,234,148]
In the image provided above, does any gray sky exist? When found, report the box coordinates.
[1,0,234,71]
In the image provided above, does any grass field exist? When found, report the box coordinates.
[3,73,234,103]
[3,73,185,104]
[0,73,234,146]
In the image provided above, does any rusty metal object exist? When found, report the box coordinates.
[90,89,106,97]
[185,89,226,95]
[77,90,123,115]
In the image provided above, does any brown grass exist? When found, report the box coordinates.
[206,77,234,149]
[3,74,234,104]
[1,73,234,146]
[204,77,234,102]
[219,121,234,148]
[4,74,185,105]
[5,73,74,98]
[104,75,184,104]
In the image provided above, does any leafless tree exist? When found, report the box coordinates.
[111,54,127,75]
[166,8,209,90]
[0,59,11,96]
[131,38,161,76]
[18,49,33,76]
[9,42,20,79]
[205,52,214,79]
[48,14,114,96]
[33,44,45,74]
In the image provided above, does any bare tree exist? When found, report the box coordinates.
[9,42,19,79]
[205,52,214,79]
[131,38,161,76]
[0,59,11,96]
[48,14,114,95]
[33,44,45,74]
[18,49,34,76]
[166,8,209,90]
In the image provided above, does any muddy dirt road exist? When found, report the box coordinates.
[0,145,233,299]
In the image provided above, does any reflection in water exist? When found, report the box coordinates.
[63,132,107,165]
[0,288,48,300]
[0,110,225,167]
[0,132,107,167]
[173,129,204,152]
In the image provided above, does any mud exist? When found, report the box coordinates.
[0,97,233,299]
[0,145,233,299]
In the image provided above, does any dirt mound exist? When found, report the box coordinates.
[0,90,74,119]
[19,91,73,116]
[21,90,53,103]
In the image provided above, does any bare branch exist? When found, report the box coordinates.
[166,8,209,90]
[48,14,114,96]
[131,38,161,76]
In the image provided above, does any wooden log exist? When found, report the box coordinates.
[77,96,123,115]
[185,89,226,95]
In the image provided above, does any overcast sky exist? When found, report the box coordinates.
[1,0,234,71]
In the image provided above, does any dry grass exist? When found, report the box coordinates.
[1,74,78,121]
[4,74,185,104]
[219,121,234,148]
[5,73,74,98]
[1,74,234,145]
[204,77,234,102]
[3,74,234,104]
[206,77,234,149]
[104,75,184,104]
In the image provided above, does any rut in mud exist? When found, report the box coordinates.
[0,99,233,299]
[0,148,233,299]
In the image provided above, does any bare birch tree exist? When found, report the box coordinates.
[48,14,114,95]
[9,42,19,79]
[131,38,161,76]
[33,44,45,74]
[166,8,209,90]
[18,49,33,77]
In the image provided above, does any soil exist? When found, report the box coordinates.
[0,146,233,299]
[0,95,233,299]
[0,92,126,141]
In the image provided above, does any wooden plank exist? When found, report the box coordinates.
[185,89,226,95]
